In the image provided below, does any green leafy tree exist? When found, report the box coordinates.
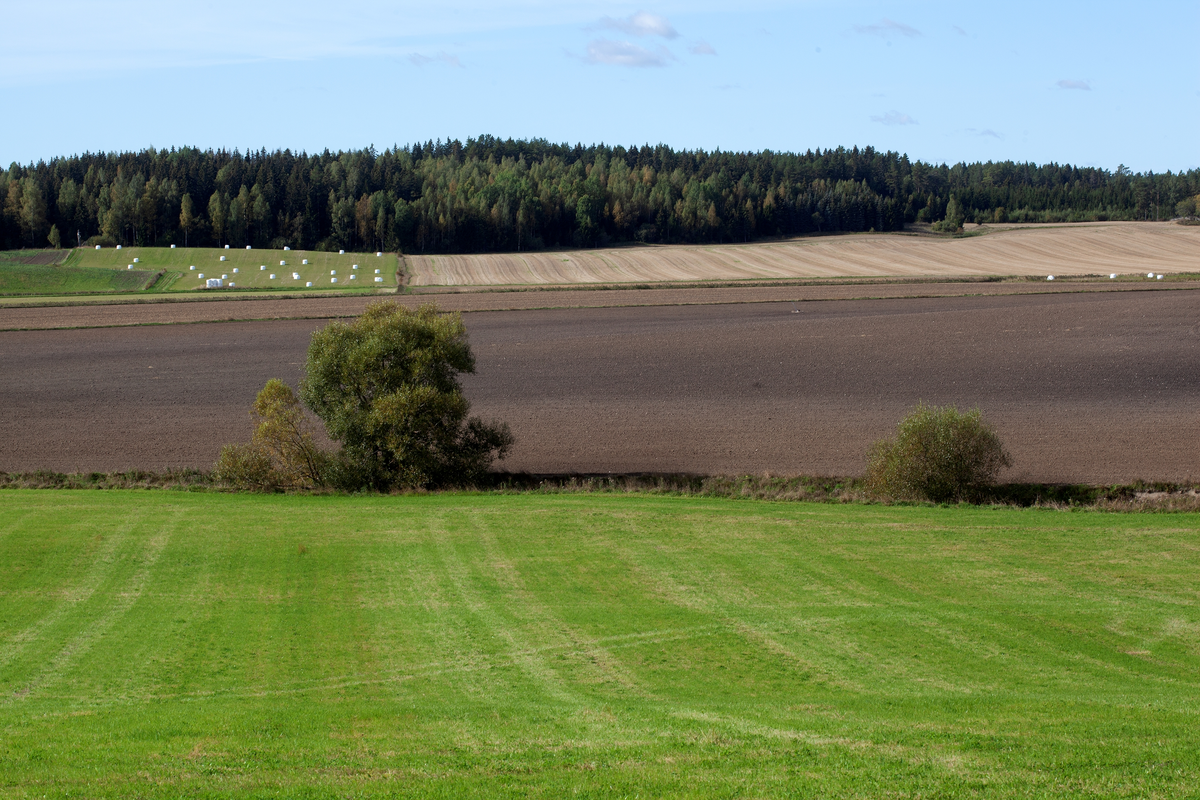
[208,191,226,245]
[933,195,965,232]
[300,301,513,490]
[19,179,48,246]
[47,224,61,249]
[866,402,1011,503]
[179,193,196,246]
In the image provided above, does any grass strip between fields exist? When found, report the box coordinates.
[3,470,1199,511]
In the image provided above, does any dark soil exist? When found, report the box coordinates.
[3,280,1198,331]
[1,291,1197,483]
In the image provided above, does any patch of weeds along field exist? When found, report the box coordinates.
[1,491,1198,796]
[61,247,399,293]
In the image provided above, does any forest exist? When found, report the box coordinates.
[2,137,1198,253]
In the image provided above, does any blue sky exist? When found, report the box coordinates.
[4,0,1196,172]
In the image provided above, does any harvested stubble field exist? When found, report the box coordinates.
[2,290,1197,483]
[406,221,1200,286]
[2,491,1199,797]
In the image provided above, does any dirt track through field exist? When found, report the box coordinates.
[406,222,1200,286]
[2,291,1197,483]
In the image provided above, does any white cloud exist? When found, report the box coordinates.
[1057,79,1091,90]
[584,39,668,68]
[871,110,917,125]
[854,19,921,38]
[690,41,717,56]
[593,11,678,39]
[409,52,463,67]
[967,128,1003,139]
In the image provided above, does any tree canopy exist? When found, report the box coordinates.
[3,138,1196,252]
[300,301,512,490]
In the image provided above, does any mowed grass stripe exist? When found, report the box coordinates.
[0,491,1198,797]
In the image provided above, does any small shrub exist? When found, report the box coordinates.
[866,402,1011,502]
[214,443,275,489]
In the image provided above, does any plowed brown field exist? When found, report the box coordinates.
[4,280,1198,331]
[3,291,1197,483]
[406,222,1200,285]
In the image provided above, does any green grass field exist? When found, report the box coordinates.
[2,491,1198,797]
[0,261,159,295]
[0,247,399,297]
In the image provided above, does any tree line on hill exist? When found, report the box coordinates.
[2,137,1198,253]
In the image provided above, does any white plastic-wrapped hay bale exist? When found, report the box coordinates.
[225,244,230,249]
[260,265,265,270]
[206,278,222,288]
[1047,275,1054,281]
[376,252,381,257]
[302,259,308,265]
[232,268,239,274]
[246,245,251,250]
[270,273,276,279]
[1110,273,1117,279]
[330,270,336,275]
[284,246,291,251]
[133,257,139,263]
[306,281,313,287]
[127,265,133,269]
[339,249,345,255]
[95,245,101,249]
[352,264,358,269]
[171,244,176,249]
[350,274,356,280]
[293,272,300,279]
[198,273,205,279]
[375,268,381,274]
[375,277,383,282]
[221,274,228,279]
[1148,272,1155,278]
[116,244,122,250]
[331,277,338,284]
[190,265,195,270]
[280,260,286,266]
[220,255,226,261]
[1158,274,1164,280]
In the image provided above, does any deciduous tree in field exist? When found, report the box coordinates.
[215,378,328,489]
[300,301,513,490]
